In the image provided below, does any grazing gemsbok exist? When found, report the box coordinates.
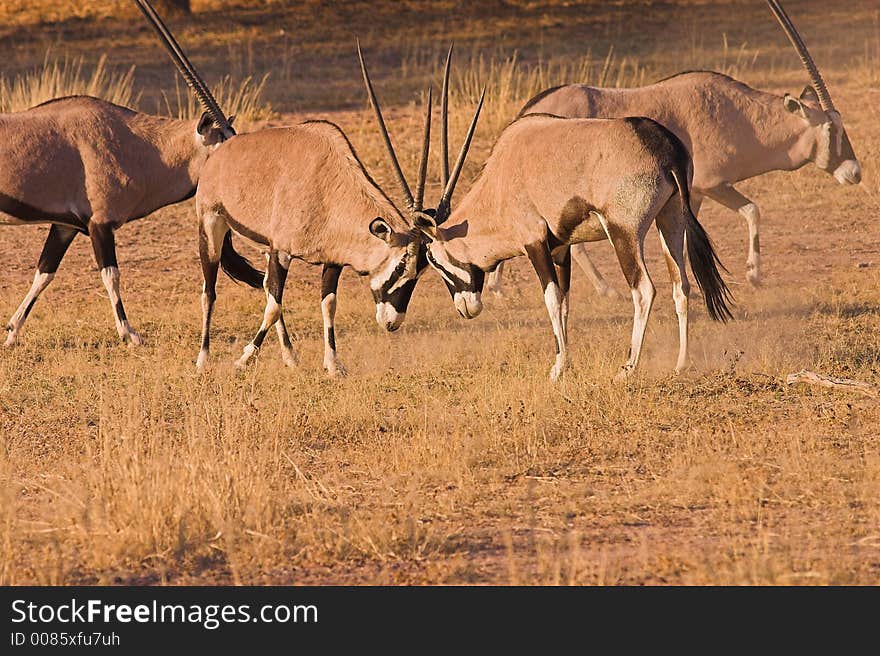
[0,0,237,347]
[193,45,483,375]
[416,74,732,380]
[487,0,861,297]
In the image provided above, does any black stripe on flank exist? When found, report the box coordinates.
[0,193,88,232]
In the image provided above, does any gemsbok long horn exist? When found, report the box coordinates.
[766,0,834,112]
[437,85,486,221]
[134,0,235,136]
[440,44,453,189]
[413,87,433,213]
[357,41,417,212]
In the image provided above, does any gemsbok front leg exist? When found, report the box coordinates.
[5,225,79,346]
[196,222,221,372]
[236,249,290,369]
[274,314,297,368]
[570,243,624,300]
[704,184,761,287]
[89,220,142,345]
[320,264,347,377]
[608,224,655,381]
[525,238,569,381]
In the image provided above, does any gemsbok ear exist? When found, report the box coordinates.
[197,111,213,136]
[799,86,819,103]
[369,218,393,242]
[413,212,439,240]
[783,94,809,119]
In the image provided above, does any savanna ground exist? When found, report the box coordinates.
[1,0,879,584]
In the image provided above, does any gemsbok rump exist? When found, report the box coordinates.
[416,109,732,380]
[193,44,483,375]
[1,0,241,347]
[487,0,860,297]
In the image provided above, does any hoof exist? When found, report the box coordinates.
[196,351,210,373]
[549,358,570,382]
[235,344,258,370]
[324,360,348,378]
[746,269,762,287]
[613,365,635,383]
[281,351,298,368]
[127,330,144,347]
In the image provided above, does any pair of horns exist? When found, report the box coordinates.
[133,0,235,137]
[766,0,834,113]
[357,42,485,221]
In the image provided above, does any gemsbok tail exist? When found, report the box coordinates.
[220,232,263,289]
[670,168,734,322]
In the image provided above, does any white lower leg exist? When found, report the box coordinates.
[321,293,346,376]
[100,267,141,345]
[196,290,213,372]
[615,280,655,381]
[275,318,297,367]
[545,283,569,381]
[5,271,54,346]
[572,245,621,300]
[235,294,280,369]
[672,282,689,373]
[486,262,505,296]
[740,203,761,286]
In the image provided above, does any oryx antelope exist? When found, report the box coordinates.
[193,45,482,375]
[1,0,237,347]
[486,0,860,297]
[416,83,732,380]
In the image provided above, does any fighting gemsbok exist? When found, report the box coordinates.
[414,65,732,380]
[1,0,238,346]
[487,0,860,297]
[193,44,483,375]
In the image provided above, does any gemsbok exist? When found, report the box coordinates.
[193,44,483,375]
[415,69,732,380]
[1,0,243,347]
[486,0,860,297]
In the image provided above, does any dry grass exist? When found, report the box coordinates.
[1,0,879,585]
[0,54,139,113]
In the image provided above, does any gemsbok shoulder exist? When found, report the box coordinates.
[487,0,860,297]
[416,73,732,380]
[193,44,483,375]
[1,0,239,347]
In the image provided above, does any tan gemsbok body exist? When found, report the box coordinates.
[193,45,482,375]
[416,88,732,380]
[2,0,239,347]
[487,0,861,297]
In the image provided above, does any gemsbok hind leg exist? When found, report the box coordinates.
[5,225,78,346]
[236,249,289,369]
[655,204,691,374]
[607,224,655,381]
[89,220,142,345]
[320,263,347,377]
[525,239,569,381]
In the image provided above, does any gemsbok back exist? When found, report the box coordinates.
[415,60,732,380]
[487,0,860,297]
[193,44,483,375]
[1,0,237,347]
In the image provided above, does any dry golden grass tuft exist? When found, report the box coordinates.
[1,0,879,585]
